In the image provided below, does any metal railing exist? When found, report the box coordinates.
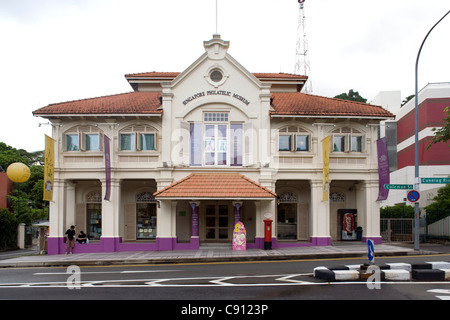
[380,218,414,243]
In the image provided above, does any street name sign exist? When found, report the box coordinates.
[384,184,414,190]
[421,177,450,184]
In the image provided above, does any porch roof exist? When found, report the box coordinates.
[154,173,277,200]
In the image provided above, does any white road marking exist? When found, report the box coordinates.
[0,273,448,289]
[427,289,450,300]
[33,270,180,275]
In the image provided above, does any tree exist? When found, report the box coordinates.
[425,183,450,225]
[0,208,18,250]
[334,89,367,103]
[1,142,48,226]
[401,94,415,107]
[427,106,450,149]
[380,204,415,219]
[0,142,29,170]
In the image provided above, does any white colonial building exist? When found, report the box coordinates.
[34,35,394,254]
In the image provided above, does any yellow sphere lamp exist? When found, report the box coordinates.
[6,162,31,183]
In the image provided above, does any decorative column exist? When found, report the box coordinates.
[101,178,121,252]
[232,201,243,226]
[47,178,65,255]
[309,179,331,246]
[357,180,382,244]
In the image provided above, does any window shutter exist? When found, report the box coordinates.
[190,123,202,166]
[178,121,190,166]
[243,122,254,166]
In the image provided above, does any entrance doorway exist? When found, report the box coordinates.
[277,203,297,240]
[204,203,230,241]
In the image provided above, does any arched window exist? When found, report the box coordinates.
[278,126,311,152]
[86,191,102,203]
[330,192,345,202]
[64,126,103,151]
[136,192,156,203]
[331,127,364,153]
[120,125,157,151]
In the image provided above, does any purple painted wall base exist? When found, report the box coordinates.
[362,237,382,244]
[47,235,380,255]
[47,236,201,255]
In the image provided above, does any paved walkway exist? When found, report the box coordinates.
[1,242,448,268]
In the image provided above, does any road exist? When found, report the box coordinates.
[0,253,449,312]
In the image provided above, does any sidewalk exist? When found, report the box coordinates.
[1,242,448,268]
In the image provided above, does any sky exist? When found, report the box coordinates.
[0,0,449,152]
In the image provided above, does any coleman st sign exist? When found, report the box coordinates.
[384,184,414,190]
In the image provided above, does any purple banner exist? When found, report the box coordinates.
[190,202,199,237]
[104,135,111,201]
[376,137,390,201]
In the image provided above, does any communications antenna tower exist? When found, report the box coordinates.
[294,0,312,93]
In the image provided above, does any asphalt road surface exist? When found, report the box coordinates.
[1,253,449,316]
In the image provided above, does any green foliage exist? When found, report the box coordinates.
[380,204,415,219]
[0,142,44,170]
[0,208,18,250]
[425,184,450,225]
[427,106,450,150]
[1,142,48,227]
[401,94,415,107]
[334,89,367,103]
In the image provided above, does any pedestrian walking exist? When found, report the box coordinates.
[65,225,76,254]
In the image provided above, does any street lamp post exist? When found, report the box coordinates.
[414,10,450,251]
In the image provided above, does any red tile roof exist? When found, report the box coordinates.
[154,173,276,199]
[33,92,162,116]
[33,73,393,119]
[271,92,395,118]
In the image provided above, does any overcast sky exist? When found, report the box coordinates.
[1,0,449,152]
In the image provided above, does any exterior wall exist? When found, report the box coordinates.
[45,37,384,254]
[379,83,450,208]
[0,172,14,209]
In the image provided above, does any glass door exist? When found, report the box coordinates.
[277,203,297,240]
[205,204,229,241]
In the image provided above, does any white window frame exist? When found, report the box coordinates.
[203,116,229,166]
[119,125,157,152]
[64,126,102,152]
[331,127,364,153]
[278,126,311,152]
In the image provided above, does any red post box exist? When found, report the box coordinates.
[264,219,272,250]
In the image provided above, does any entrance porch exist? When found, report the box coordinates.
[154,173,277,250]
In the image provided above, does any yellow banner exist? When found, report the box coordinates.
[43,135,55,202]
[322,136,330,201]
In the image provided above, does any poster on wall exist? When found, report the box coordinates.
[232,221,246,251]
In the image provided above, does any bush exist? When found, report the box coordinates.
[380,204,415,219]
[0,208,18,250]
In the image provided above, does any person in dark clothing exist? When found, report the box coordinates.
[76,231,87,244]
[65,225,76,254]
